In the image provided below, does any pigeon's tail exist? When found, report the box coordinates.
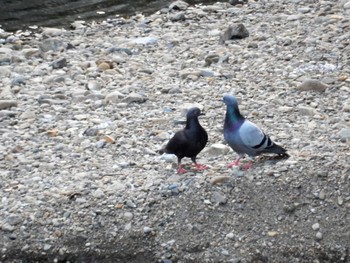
[265,143,289,157]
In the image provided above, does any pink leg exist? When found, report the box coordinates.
[228,158,241,168]
[177,165,187,174]
[194,163,209,170]
[242,162,253,170]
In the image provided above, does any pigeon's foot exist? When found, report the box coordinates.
[228,159,240,168]
[177,166,187,174]
[195,163,209,171]
[242,162,253,170]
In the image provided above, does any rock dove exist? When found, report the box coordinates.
[223,94,288,169]
[160,107,208,174]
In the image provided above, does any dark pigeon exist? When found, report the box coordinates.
[223,94,288,169]
[160,107,208,174]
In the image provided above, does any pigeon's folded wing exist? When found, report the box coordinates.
[238,120,267,150]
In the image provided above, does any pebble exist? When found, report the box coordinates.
[219,23,249,44]
[338,128,350,141]
[205,144,231,156]
[123,93,147,103]
[169,0,189,10]
[267,231,278,237]
[168,12,185,22]
[19,110,36,120]
[297,79,329,92]
[0,100,17,109]
[105,90,125,103]
[318,190,326,200]
[297,106,316,116]
[226,232,235,240]
[315,232,323,240]
[126,200,137,208]
[143,226,153,234]
[39,38,64,52]
[210,176,231,185]
[123,212,134,221]
[211,191,227,205]
[312,223,320,231]
[51,58,67,69]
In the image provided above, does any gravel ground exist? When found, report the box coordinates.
[0,0,350,262]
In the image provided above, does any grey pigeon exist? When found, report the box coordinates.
[223,94,288,169]
[160,107,208,174]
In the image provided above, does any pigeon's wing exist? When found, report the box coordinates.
[165,130,190,155]
[239,120,288,156]
[238,120,270,151]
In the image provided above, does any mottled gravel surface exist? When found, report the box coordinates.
[0,0,350,262]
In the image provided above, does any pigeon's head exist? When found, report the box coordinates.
[223,94,239,107]
[186,107,202,118]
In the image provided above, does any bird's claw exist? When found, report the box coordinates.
[228,160,240,168]
[242,162,253,170]
[177,167,187,174]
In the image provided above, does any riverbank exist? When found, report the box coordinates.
[1,0,350,262]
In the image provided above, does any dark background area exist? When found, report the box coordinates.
[0,0,218,31]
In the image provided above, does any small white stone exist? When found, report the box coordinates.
[316,232,323,240]
[312,223,320,231]
[143,226,153,234]
[226,232,235,240]
[204,143,231,156]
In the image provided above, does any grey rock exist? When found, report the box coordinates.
[106,47,133,55]
[143,226,153,234]
[229,0,247,5]
[219,24,249,44]
[0,100,17,110]
[205,143,231,156]
[43,244,52,251]
[123,93,147,103]
[123,212,134,221]
[205,54,220,66]
[92,189,105,198]
[19,110,36,120]
[339,128,350,140]
[39,38,65,52]
[51,58,67,69]
[297,79,329,92]
[83,127,100,136]
[22,48,40,58]
[130,37,158,45]
[298,7,311,13]
[11,76,26,86]
[211,191,227,205]
[0,54,11,65]
[312,223,320,231]
[318,190,326,200]
[200,69,215,77]
[297,106,316,116]
[0,110,16,118]
[315,232,323,240]
[7,214,23,226]
[226,232,235,239]
[1,223,16,232]
[105,90,125,103]
[126,200,137,208]
[169,0,189,10]
[42,27,66,36]
[168,12,186,22]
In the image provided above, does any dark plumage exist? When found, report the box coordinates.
[160,107,208,174]
[223,94,288,169]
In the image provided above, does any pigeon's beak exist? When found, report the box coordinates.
[199,112,205,116]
